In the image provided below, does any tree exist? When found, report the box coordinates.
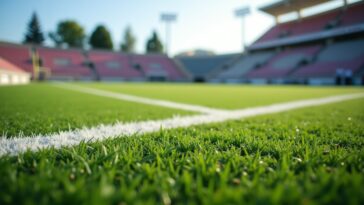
[146,31,163,53]
[49,20,85,48]
[89,25,113,50]
[23,12,45,45]
[120,26,136,52]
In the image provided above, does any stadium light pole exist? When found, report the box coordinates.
[235,6,251,52]
[160,13,177,56]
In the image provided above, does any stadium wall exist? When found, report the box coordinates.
[0,57,31,85]
[0,69,30,85]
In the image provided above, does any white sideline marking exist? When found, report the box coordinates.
[53,83,227,114]
[1,92,363,157]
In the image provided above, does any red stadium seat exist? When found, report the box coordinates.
[37,47,92,80]
[246,45,322,79]
[88,51,142,81]
[340,3,364,26]
[130,54,187,81]
[0,42,33,75]
[291,39,364,78]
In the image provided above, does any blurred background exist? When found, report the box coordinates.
[0,0,363,85]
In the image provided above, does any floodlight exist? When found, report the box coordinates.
[161,13,178,56]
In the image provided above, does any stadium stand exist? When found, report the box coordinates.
[290,10,340,36]
[87,51,188,81]
[246,45,322,83]
[291,38,364,84]
[251,1,364,50]
[256,22,293,43]
[1,1,363,85]
[0,57,30,85]
[129,54,187,81]
[0,43,188,82]
[340,2,364,26]
[176,54,238,82]
[255,11,340,44]
[87,51,142,81]
[212,51,275,83]
[36,47,93,81]
[217,0,364,85]
[0,42,33,76]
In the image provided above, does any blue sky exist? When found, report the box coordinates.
[0,0,355,55]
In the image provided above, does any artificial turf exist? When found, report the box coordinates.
[0,83,192,137]
[1,97,363,205]
[79,82,364,109]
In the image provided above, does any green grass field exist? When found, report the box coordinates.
[79,83,364,109]
[1,83,364,205]
[0,84,192,137]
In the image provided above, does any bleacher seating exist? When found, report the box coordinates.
[257,22,293,43]
[257,9,341,43]
[1,2,364,85]
[255,1,364,45]
[0,42,33,75]
[340,2,364,26]
[291,39,364,78]
[88,51,142,81]
[246,45,321,79]
[130,54,187,81]
[37,47,92,80]
[291,10,340,36]
[215,51,274,81]
[240,1,364,85]
[176,54,238,81]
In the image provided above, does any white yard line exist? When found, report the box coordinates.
[53,83,227,115]
[1,92,363,157]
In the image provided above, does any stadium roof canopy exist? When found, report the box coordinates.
[0,57,28,73]
[260,0,332,16]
